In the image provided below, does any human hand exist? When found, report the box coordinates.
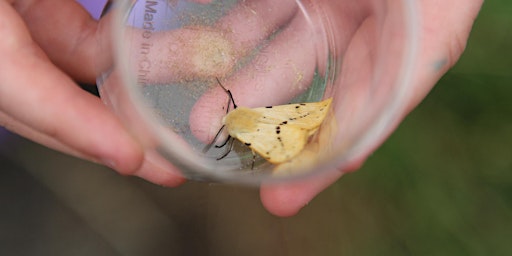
[258,0,484,216]
[0,0,484,218]
[0,0,195,186]
[186,0,484,216]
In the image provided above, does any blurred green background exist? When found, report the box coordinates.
[1,1,511,255]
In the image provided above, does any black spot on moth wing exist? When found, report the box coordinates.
[265,106,273,108]
[245,142,252,146]
[299,103,306,106]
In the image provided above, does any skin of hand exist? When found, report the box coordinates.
[0,0,483,217]
[259,0,484,217]
[259,0,484,216]
[0,0,187,187]
[188,0,484,216]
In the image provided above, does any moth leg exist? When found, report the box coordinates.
[215,134,231,148]
[217,137,235,160]
[251,150,256,170]
[202,125,226,153]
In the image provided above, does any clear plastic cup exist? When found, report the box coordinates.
[96,0,420,184]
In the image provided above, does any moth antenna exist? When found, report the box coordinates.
[215,77,237,109]
[202,125,226,153]
[217,137,235,160]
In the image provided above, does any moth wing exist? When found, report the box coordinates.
[251,98,332,130]
[233,123,311,164]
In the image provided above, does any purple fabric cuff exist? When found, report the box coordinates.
[76,0,109,20]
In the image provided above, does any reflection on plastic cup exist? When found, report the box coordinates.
[97,0,420,184]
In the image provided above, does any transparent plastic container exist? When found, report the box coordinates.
[96,0,420,184]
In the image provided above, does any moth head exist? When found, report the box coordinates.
[223,107,260,133]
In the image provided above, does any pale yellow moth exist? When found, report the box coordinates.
[205,78,332,166]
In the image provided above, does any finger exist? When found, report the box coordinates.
[14,0,101,83]
[218,0,298,51]
[134,150,187,187]
[190,9,320,143]
[404,0,484,112]
[257,22,377,216]
[122,0,298,84]
[260,0,486,217]
[260,168,344,217]
[1,107,187,187]
[260,154,366,217]
[257,8,405,218]
[0,110,96,162]
[0,64,144,174]
[0,2,142,174]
